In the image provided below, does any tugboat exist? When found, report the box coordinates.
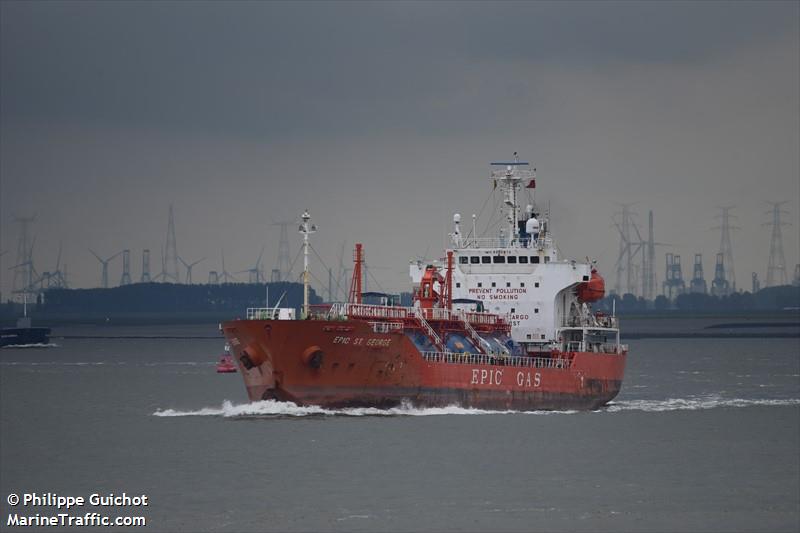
[1,294,51,348]
[221,154,627,410]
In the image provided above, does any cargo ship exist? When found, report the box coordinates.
[221,155,627,410]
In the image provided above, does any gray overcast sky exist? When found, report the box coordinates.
[1,0,798,297]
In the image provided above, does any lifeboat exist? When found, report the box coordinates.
[576,268,605,303]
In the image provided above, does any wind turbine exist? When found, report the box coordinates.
[89,249,122,288]
[8,235,39,296]
[33,242,68,289]
[236,245,266,283]
[179,256,205,284]
[51,243,68,288]
[219,248,238,284]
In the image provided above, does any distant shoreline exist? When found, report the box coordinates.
[3,311,797,341]
[622,332,799,339]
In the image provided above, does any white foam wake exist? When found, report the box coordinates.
[152,399,559,418]
[1,342,59,349]
[603,397,800,413]
[153,396,800,418]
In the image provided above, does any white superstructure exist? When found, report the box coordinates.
[410,154,617,352]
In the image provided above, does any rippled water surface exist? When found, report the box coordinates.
[1,326,798,532]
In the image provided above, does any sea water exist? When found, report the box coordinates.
[1,325,798,532]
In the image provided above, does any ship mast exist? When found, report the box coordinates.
[299,209,316,318]
[490,152,532,247]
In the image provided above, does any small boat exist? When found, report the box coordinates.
[1,294,51,348]
[216,345,237,373]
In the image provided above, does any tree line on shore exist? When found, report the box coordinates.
[3,282,797,319]
[18,282,319,315]
[596,285,800,314]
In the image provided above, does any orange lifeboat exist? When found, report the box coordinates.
[576,268,605,303]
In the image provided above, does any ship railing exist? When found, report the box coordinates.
[490,167,535,180]
[561,315,617,329]
[594,343,612,354]
[559,341,627,354]
[594,315,618,328]
[463,311,502,325]
[417,307,504,326]
[420,351,573,369]
[459,236,554,250]
[329,303,505,329]
[331,303,412,321]
[566,341,582,352]
[420,306,503,326]
[246,307,295,320]
[420,307,455,321]
[563,317,619,329]
[368,321,403,334]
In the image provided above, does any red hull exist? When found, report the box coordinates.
[222,319,627,411]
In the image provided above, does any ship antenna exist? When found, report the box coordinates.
[472,214,477,248]
[490,152,531,247]
[299,209,317,319]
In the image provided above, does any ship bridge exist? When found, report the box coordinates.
[409,154,604,349]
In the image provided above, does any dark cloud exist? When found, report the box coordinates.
[1,1,798,295]
[2,1,796,139]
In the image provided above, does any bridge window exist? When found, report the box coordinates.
[491,282,496,287]
[535,282,540,288]
[507,256,517,264]
[493,256,505,263]
[456,282,461,288]
[544,256,550,263]
[519,256,528,264]
[481,256,491,264]
[470,256,480,264]
[477,282,482,288]
[534,308,539,313]
[459,256,468,264]
[521,282,525,288]
[511,308,515,313]
[506,282,511,287]
[532,256,540,264]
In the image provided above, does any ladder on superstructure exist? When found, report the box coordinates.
[456,310,488,354]
[412,308,445,352]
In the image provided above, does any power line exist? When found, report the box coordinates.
[764,201,790,287]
